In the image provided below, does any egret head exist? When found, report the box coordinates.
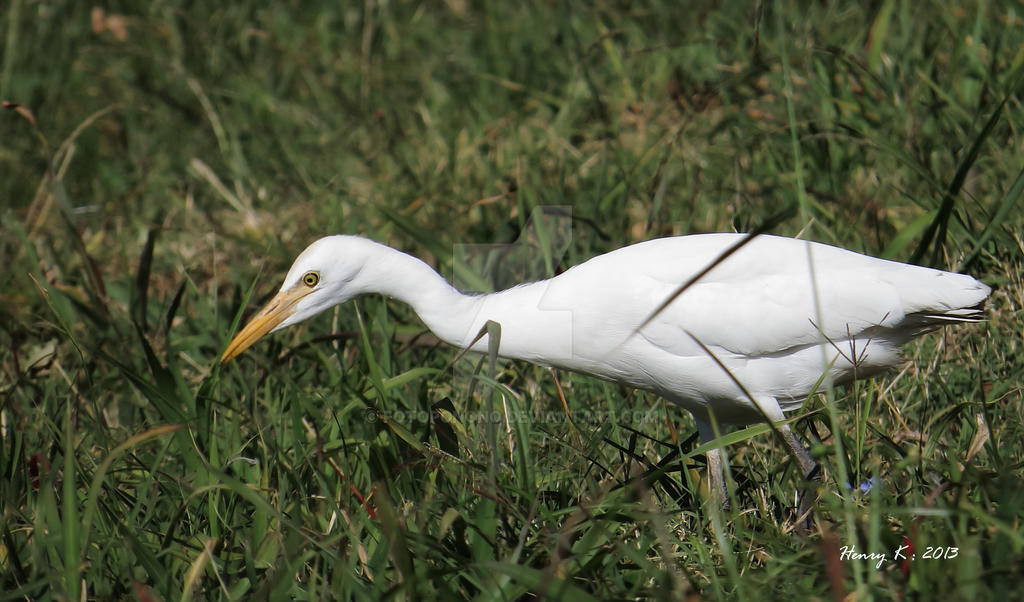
[220,236,372,362]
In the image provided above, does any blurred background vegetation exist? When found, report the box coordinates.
[1,1,1022,600]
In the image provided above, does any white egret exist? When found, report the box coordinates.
[220,233,990,505]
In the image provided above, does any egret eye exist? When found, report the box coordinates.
[302,271,320,287]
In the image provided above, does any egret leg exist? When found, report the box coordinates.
[781,422,820,532]
[753,397,818,480]
[696,419,729,509]
[754,397,821,532]
[781,423,818,480]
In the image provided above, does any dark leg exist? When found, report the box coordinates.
[781,422,820,533]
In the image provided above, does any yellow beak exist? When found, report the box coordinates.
[220,286,312,363]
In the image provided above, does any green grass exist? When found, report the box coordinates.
[2,1,1023,599]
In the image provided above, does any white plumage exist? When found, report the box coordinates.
[221,233,990,502]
